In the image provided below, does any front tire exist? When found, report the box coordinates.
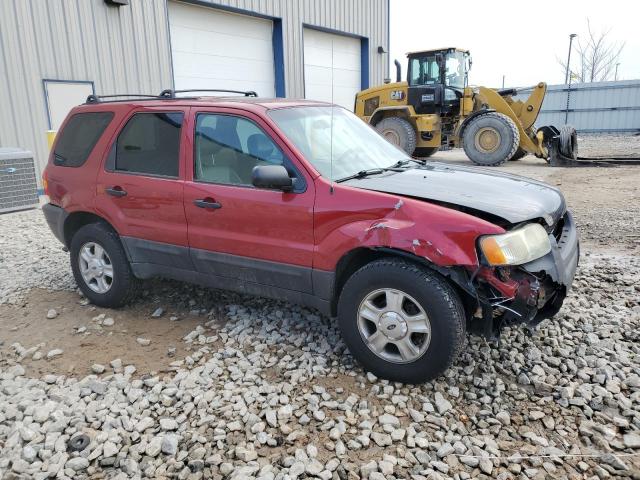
[337,259,465,384]
[70,223,138,308]
[375,117,417,155]
[462,112,519,166]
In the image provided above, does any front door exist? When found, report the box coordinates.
[183,109,315,292]
[95,108,191,268]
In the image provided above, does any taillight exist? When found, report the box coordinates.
[42,170,49,195]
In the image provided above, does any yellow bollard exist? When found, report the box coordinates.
[46,130,57,150]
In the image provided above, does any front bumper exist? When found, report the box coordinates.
[509,211,580,325]
[472,211,579,336]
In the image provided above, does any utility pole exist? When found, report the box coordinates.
[565,33,577,84]
[502,75,505,89]
[615,63,620,81]
[564,33,577,125]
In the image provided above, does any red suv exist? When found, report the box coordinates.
[42,90,579,383]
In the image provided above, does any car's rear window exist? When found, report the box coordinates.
[53,112,114,167]
[114,112,183,178]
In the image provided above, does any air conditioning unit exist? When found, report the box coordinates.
[0,148,39,214]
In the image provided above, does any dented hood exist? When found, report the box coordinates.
[344,162,566,225]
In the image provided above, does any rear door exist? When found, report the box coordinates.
[183,108,315,292]
[95,107,191,268]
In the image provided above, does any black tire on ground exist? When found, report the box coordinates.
[462,112,520,166]
[559,125,578,159]
[337,258,465,384]
[375,117,417,155]
[509,148,527,161]
[70,222,139,308]
[413,147,439,158]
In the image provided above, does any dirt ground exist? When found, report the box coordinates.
[0,288,214,378]
[1,150,639,379]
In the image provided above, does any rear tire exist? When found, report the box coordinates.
[375,117,417,155]
[337,259,465,384]
[462,112,519,166]
[70,223,138,308]
[413,147,439,158]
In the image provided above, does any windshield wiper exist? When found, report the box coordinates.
[335,168,387,183]
[335,159,420,183]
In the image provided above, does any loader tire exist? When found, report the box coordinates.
[413,147,439,158]
[462,112,520,166]
[509,148,527,161]
[559,125,578,159]
[376,117,417,155]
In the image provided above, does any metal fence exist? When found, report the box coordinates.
[515,80,640,133]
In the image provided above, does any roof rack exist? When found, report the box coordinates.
[85,88,258,104]
[85,94,166,104]
[159,89,258,98]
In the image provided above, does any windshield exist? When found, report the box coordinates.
[445,51,468,90]
[268,106,409,181]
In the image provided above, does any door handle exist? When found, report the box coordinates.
[194,198,222,209]
[105,186,127,197]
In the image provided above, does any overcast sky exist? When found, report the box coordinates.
[389,0,640,88]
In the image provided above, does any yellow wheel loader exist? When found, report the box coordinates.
[354,48,578,166]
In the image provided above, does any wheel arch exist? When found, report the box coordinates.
[369,106,414,126]
[63,211,119,248]
[330,246,477,320]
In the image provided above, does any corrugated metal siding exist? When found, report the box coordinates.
[515,80,640,133]
[0,0,389,178]
[0,0,173,179]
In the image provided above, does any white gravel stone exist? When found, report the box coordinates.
[91,364,105,374]
[46,308,58,319]
[101,317,114,326]
[46,349,63,359]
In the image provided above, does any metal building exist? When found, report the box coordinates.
[0,0,390,182]
[516,80,640,133]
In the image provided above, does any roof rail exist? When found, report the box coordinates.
[85,88,258,104]
[159,89,258,98]
[85,94,167,104]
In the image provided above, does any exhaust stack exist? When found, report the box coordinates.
[394,59,401,83]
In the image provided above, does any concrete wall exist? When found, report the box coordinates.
[0,0,389,179]
[515,80,640,133]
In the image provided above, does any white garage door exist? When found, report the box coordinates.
[303,28,361,109]
[168,2,275,97]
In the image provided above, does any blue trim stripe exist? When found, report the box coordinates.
[272,19,286,97]
[360,37,369,90]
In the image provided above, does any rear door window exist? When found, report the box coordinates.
[114,112,183,177]
[53,112,114,167]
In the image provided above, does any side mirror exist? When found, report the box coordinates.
[252,165,293,191]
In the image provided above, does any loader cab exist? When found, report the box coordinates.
[406,48,470,116]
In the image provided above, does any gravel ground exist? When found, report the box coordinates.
[0,154,639,479]
[577,134,640,159]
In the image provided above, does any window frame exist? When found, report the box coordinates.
[105,110,185,180]
[192,112,306,193]
[53,111,114,168]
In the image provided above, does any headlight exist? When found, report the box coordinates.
[479,223,551,266]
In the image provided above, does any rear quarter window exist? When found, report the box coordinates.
[53,112,114,167]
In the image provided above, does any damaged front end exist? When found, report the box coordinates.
[467,212,579,339]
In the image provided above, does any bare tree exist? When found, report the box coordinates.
[558,20,625,83]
